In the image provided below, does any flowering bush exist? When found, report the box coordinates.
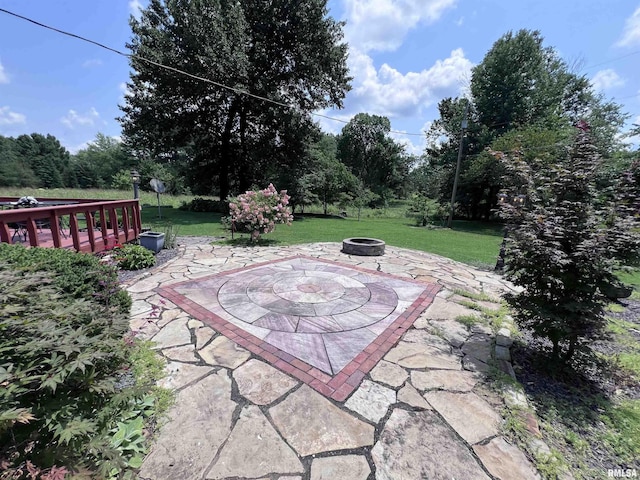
[228,184,293,242]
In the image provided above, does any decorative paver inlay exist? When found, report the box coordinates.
[159,256,439,400]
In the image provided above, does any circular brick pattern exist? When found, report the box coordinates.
[218,268,398,333]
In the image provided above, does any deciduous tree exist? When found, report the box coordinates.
[120,0,350,200]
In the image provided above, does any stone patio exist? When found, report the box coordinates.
[127,241,540,480]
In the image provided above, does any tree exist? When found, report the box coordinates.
[120,0,350,200]
[425,29,629,220]
[0,136,38,187]
[497,128,640,365]
[337,113,408,208]
[70,133,134,188]
[295,133,358,214]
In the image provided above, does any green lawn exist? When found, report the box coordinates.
[7,188,639,277]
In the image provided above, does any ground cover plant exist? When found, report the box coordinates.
[0,245,169,478]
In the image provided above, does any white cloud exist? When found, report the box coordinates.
[129,0,144,18]
[591,69,625,91]
[344,47,472,119]
[61,107,100,129]
[0,106,25,126]
[616,6,640,47]
[344,0,457,52]
[82,59,103,68]
[0,106,26,125]
[0,60,9,84]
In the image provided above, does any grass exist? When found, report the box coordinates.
[227,215,503,267]
[1,188,504,267]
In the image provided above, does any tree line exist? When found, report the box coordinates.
[2,1,637,223]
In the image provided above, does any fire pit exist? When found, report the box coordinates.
[342,237,385,256]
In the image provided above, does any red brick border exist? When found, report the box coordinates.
[158,255,440,402]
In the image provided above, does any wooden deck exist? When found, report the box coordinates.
[0,198,142,254]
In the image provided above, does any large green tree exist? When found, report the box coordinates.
[425,29,628,220]
[70,133,134,188]
[120,0,350,200]
[337,113,409,207]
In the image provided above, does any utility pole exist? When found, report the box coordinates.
[447,102,469,229]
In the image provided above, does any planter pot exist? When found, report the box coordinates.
[139,232,165,253]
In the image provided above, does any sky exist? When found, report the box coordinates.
[0,0,639,155]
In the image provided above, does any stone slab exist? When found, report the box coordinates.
[398,383,431,409]
[159,361,214,391]
[139,371,235,480]
[402,329,451,351]
[270,385,374,456]
[496,327,513,347]
[195,326,216,350]
[474,437,541,480]
[422,296,481,321]
[415,319,470,347]
[384,342,461,370]
[310,455,370,480]
[233,359,299,405]
[345,380,396,423]
[424,391,501,444]
[151,318,192,349]
[411,369,479,392]
[206,405,303,479]
[372,409,490,480]
[369,360,408,388]
[199,335,251,369]
[162,344,199,363]
[495,345,511,361]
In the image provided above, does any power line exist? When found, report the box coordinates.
[583,50,640,70]
[0,7,430,137]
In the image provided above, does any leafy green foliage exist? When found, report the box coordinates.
[498,130,640,364]
[425,29,629,221]
[0,267,129,472]
[0,251,172,476]
[0,243,131,315]
[179,197,227,213]
[406,194,446,227]
[115,244,156,270]
[337,113,411,206]
[120,0,351,200]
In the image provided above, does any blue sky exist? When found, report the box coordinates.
[0,0,638,154]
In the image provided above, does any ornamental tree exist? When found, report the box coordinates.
[228,184,293,242]
[496,128,640,365]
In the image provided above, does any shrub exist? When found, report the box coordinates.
[228,184,293,241]
[406,194,447,227]
[179,197,226,213]
[0,266,130,474]
[114,244,156,270]
[496,128,640,365]
[0,243,130,315]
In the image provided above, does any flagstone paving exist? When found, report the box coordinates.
[128,241,540,480]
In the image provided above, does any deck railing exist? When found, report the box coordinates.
[0,198,142,254]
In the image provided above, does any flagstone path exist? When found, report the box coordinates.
[126,241,541,480]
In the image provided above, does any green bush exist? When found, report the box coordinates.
[406,194,446,227]
[115,244,156,270]
[0,266,130,474]
[179,197,226,213]
[0,243,131,315]
[497,130,640,365]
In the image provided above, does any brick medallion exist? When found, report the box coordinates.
[159,256,439,401]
